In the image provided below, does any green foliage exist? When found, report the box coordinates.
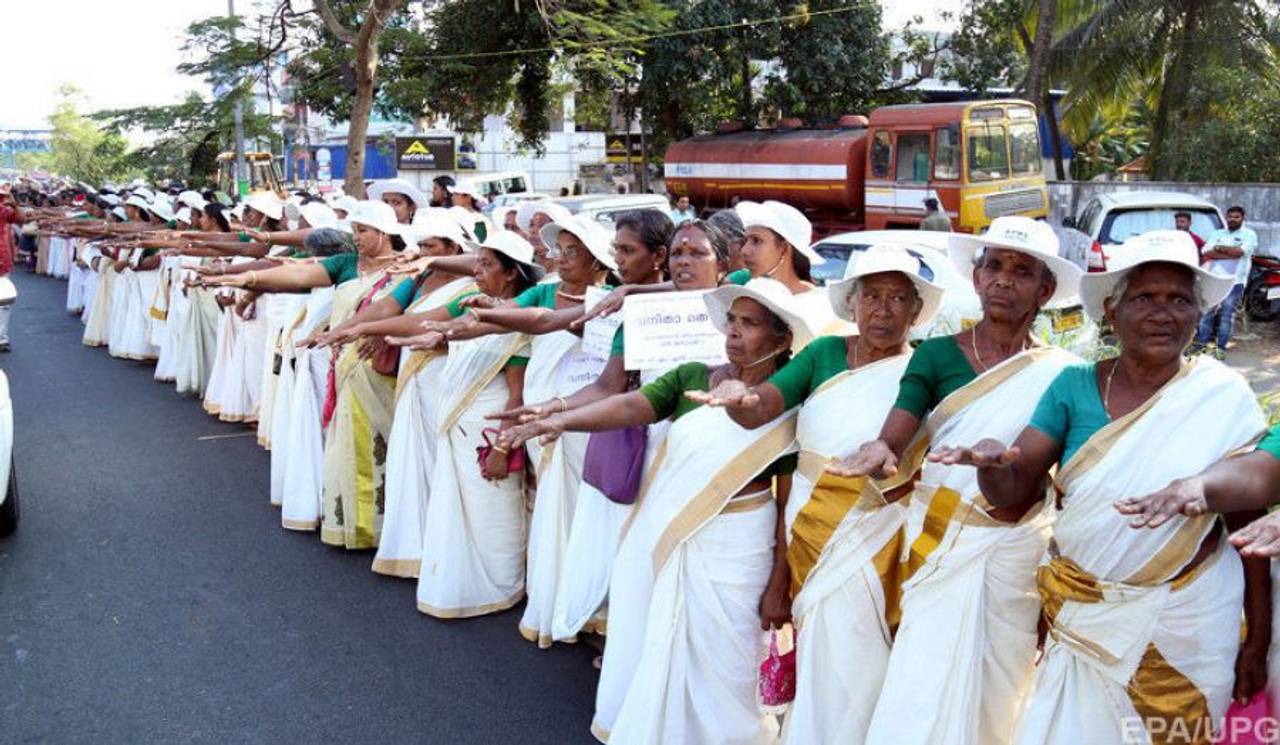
[23,86,134,184]
[1068,105,1150,181]
[1158,63,1280,182]
[941,0,1028,94]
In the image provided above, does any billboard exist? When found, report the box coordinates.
[395,136,455,171]
[606,133,644,164]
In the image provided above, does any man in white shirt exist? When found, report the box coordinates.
[1194,205,1257,357]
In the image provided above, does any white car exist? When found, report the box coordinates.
[0,369,15,536]
[551,194,671,227]
[484,191,546,215]
[1064,190,1224,271]
[809,229,1099,357]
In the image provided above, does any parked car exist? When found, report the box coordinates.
[0,368,16,536]
[1063,191,1224,272]
[484,191,546,215]
[551,193,671,228]
[809,229,1099,356]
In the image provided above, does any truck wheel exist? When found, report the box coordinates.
[0,458,17,537]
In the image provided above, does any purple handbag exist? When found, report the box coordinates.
[582,425,648,505]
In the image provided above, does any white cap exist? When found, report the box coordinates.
[516,200,572,232]
[704,277,816,349]
[100,194,122,206]
[149,197,175,223]
[368,178,429,208]
[1078,229,1234,322]
[124,195,153,214]
[401,214,473,251]
[827,244,945,328]
[178,190,207,211]
[329,195,359,216]
[111,206,127,221]
[245,192,285,222]
[474,230,545,280]
[735,200,823,265]
[449,181,484,200]
[539,215,618,271]
[130,187,155,202]
[948,215,1082,309]
[298,202,338,230]
[175,206,193,225]
[347,200,402,236]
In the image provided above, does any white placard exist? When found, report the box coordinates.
[581,285,624,359]
[622,290,726,371]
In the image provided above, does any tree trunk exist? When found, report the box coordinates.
[1021,0,1056,105]
[1150,0,1201,180]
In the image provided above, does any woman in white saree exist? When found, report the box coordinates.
[694,245,945,744]
[831,217,1084,745]
[949,231,1272,745]
[387,231,544,618]
[502,277,814,745]
[308,215,476,575]
[210,201,402,548]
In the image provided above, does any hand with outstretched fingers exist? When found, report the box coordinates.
[826,439,899,480]
[1114,477,1208,529]
[1229,511,1280,558]
[927,439,1020,468]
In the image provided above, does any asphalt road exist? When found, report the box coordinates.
[0,270,598,743]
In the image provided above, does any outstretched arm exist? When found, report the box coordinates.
[928,427,1061,509]
[1115,449,1280,528]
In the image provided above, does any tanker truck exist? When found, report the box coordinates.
[663,99,1049,237]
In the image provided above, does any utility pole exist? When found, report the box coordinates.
[229,0,248,196]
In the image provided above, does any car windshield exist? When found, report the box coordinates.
[1099,207,1222,244]
[810,242,937,287]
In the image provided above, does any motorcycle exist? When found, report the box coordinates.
[1244,253,1280,322]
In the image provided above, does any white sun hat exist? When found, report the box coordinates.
[124,194,153,214]
[229,203,247,221]
[735,199,824,266]
[401,213,473,250]
[111,206,128,221]
[704,276,816,349]
[175,206,193,225]
[100,194,122,206]
[516,200,572,232]
[474,230,546,280]
[130,187,155,202]
[539,215,618,271]
[347,200,403,237]
[245,192,285,222]
[948,215,1082,308]
[1078,229,1234,322]
[298,202,338,230]
[149,197,175,223]
[449,181,485,200]
[329,194,359,216]
[827,244,946,327]
[367,178,429,208]
[177,190,207,211]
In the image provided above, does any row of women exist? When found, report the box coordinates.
[31,174,1280,744]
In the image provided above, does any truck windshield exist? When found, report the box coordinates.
[1009,122,1042,176]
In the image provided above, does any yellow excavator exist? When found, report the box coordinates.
[216,151,285,198]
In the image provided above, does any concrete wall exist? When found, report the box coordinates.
[1048,181,1280,256]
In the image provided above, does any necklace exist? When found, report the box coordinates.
[556,289,586,302]
[970,325,1028,373]
[1102,358,1120,415]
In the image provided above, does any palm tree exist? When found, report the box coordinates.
[1049,0,1276,180]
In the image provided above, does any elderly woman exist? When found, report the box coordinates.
[693,245,944,744]
[173,203,238,398]
[935,231,1270,744]
[502,278,811,744]
[830,216,1082,745]
[403,232,543,619]
[210,201,401,548]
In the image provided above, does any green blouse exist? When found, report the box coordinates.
[727,268,751,286]
[319,253,360,285]
[1258,423,1280,461]
[640,361,795,476]
[893,335,978,420]
[514,282,559,310]
[1028,363,1112,467]
[768,336,849,410]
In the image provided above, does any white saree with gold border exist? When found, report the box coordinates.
[415,330,530,619]
[593,404,798,745]
[1014,357,1265,745]
[319,272,398,549]
[371,275,476,577]
[82,257,115,346]
[278,287,335,529]
[174,283,222,398]
[865,346,1077,745]
[780,353,910,745]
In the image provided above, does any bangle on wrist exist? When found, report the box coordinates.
[246,270,257,288]
[554,396,568,413]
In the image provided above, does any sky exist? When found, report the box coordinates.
[3,0,963,132]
